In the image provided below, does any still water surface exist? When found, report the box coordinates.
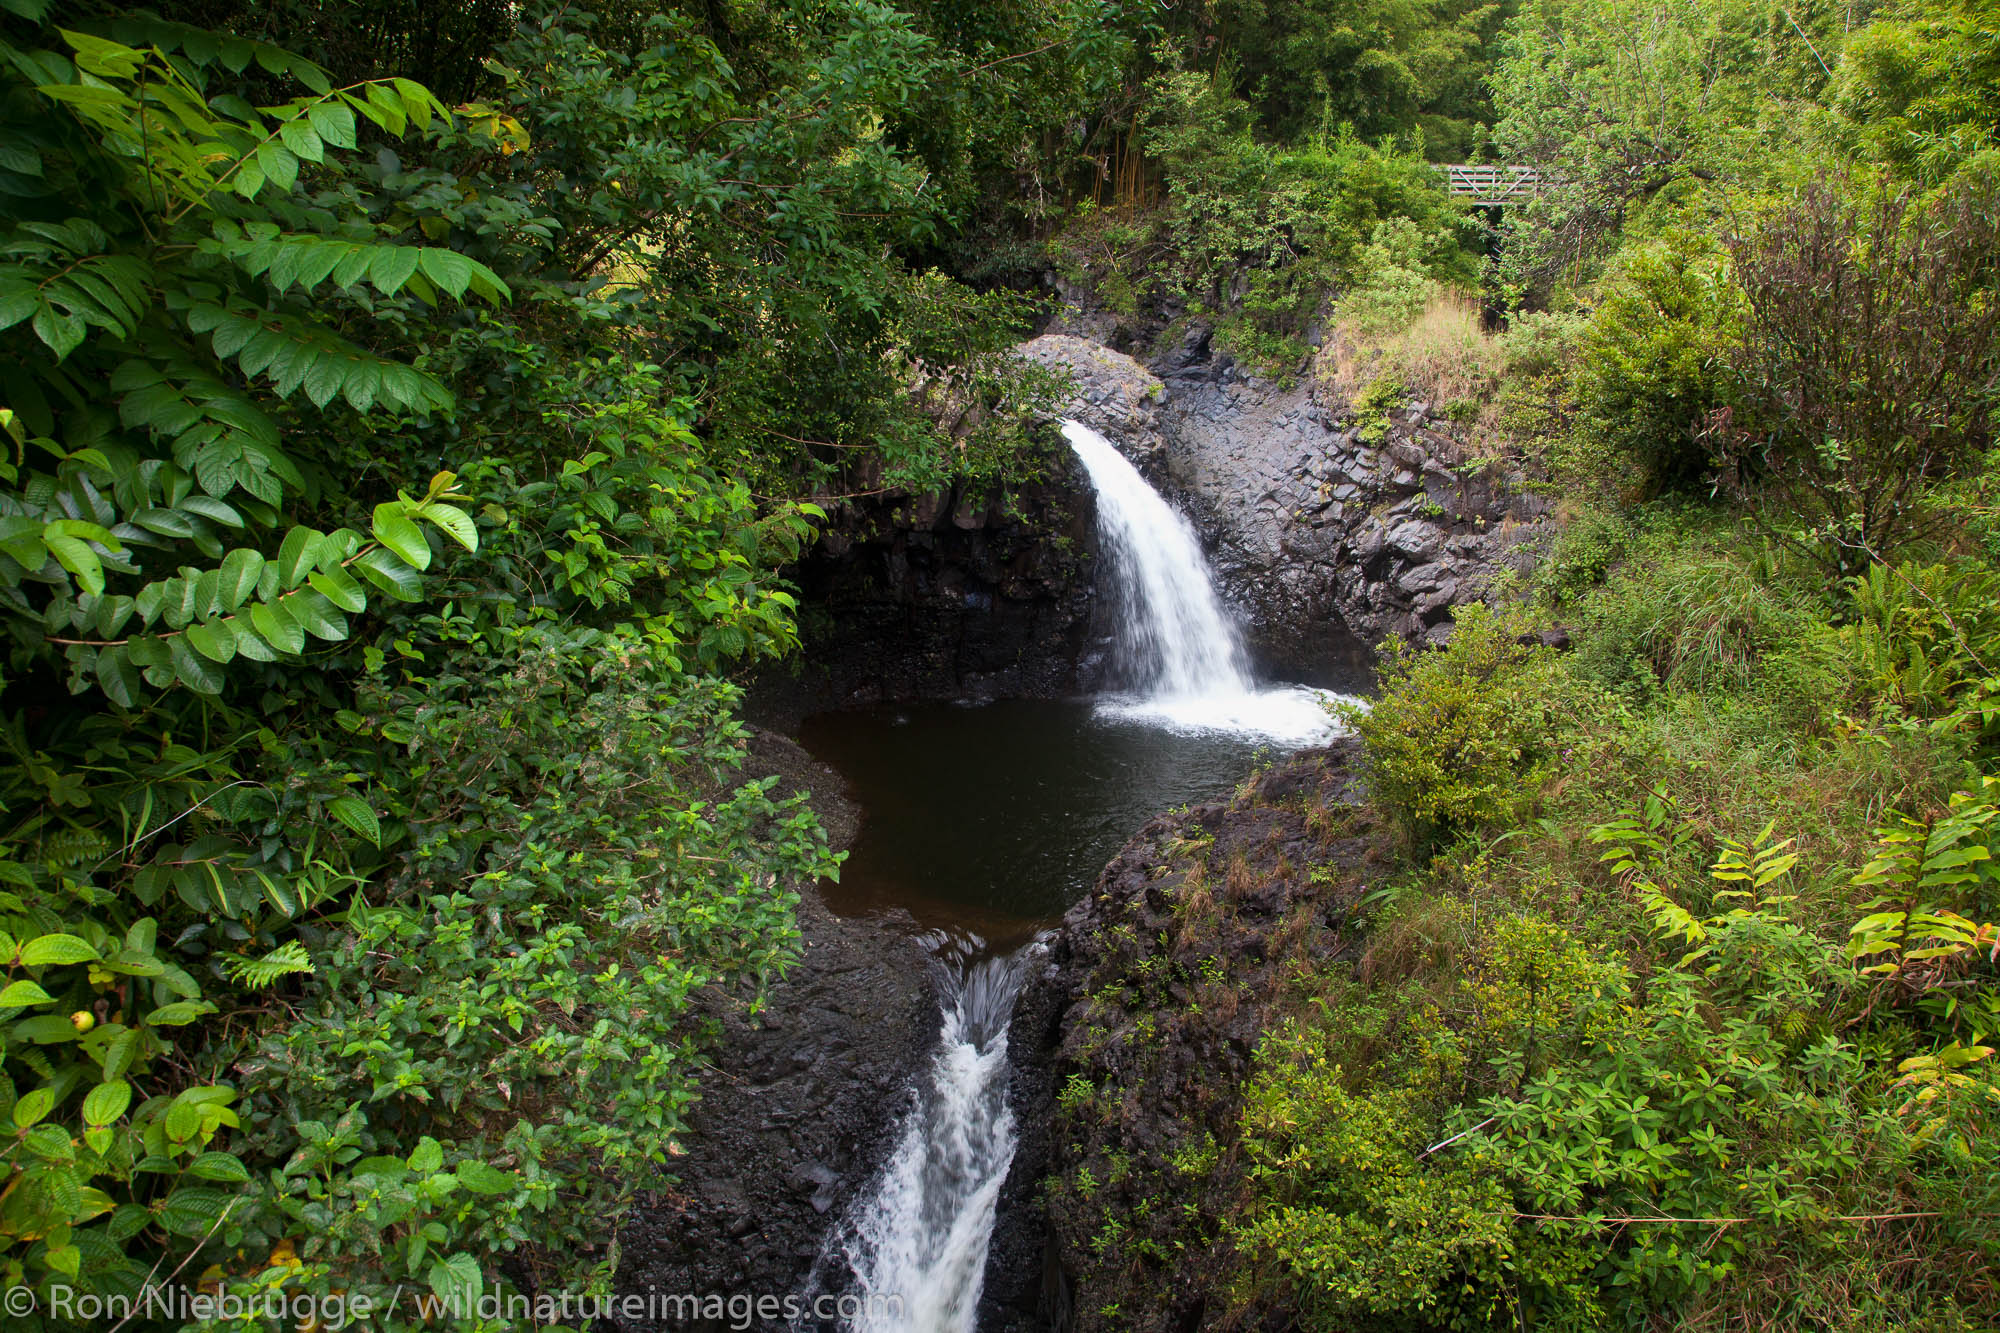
[799,697,1342,948]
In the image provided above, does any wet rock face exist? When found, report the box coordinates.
[756,453,1101,719]
[997,742,1378,1333]
[1014,332,1554,673]
[610,732,936,1330]
[1012,334,1166,464]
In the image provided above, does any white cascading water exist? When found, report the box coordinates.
[819,939,1033,1333]
[815,426,1349,1331]
[1062,419,1339,742]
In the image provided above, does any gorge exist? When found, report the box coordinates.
[14,4,1994,1327]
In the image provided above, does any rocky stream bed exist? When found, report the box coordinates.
[615,316,1547,1329]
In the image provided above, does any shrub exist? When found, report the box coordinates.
[1715,172,2000,574]
[1498,307,1587,378]
[1340,218,1442,335]
[1574,231,1747,493]
[1230,1027,1523,1331]
[1344,605,1607,852]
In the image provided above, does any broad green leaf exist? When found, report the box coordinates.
[0,979,54,1007]
[101,1028,140,1078]
[428,1253,482,1312]
[307,99,357,148]
[419,503,478,553]
[307,566,367,613]
[276,527,324,587]
[277,117,323,163]
[32,304,86,360]
[183,619,237,665]
[147,1000,216,1026]
[372,503,431,569]
[82,1080,131,1126]
[284,590,347,641]
[13,1086,53,1127]
[217,548,264,607]
[369,247,420,296]
[353,546,424,601]
[21,934,98,967]
[328,795,380,845]
[407,1136,444,1173]
[155,1187,233,1237]
[418,249,473,299]
[13,1015,80,1044]
[249,599,305,654]
[230,620,276,662]
[43,532,104,595]
[186,1150,249,1183]
[59,28,145,78]
[454,1159,515,1195]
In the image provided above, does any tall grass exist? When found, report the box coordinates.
[1322,287,1508,426]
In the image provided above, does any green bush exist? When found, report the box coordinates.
[1344,605,1611,852]
[1230,1027,1526,1330]
[1574,232,1746,493]
[1340,219,1443,335]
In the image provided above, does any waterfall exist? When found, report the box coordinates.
[1063,420,1336,742]
[805,424,1350,1332]
[810,937,1034,1333]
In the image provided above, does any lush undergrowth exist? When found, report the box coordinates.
[1053,517,2000,1333]
[0,0,1113,1325]
[1043,0,2000,1323]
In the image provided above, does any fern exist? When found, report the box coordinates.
[223,940,314,989]
[202,223,511,305]
[183,299,454,414]
[1709,820,1799,915]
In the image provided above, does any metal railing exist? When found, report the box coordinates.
[1441,164,1547,205]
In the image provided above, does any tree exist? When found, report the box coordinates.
[1490,0,1819,294]
[1834,0,2000,184]
[1208,0,1499,152]
[1715,173,2000,573]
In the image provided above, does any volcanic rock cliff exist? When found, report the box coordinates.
[1015,330,1552,675]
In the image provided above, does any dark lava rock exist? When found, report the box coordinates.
[1013,332,1554,674]
[750,450,1102,722]
[989,740,1377,1333]
[609,731,936,1330]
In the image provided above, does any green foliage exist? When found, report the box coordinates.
[1340,218,1444,335]
[1222,788,2000,1329]
[1352,373,1409,445]
[1833,0,2000,182]
[0,0,1069,1319]
[1232,1030,1523,1330]
[1836,562,2000,743]
[1094,71,1478,375]
[1343,605,1611,852]
[1205,0,1499,151]
[1715,173,2000,573]
[1573,231,1746,493]
[1491,0,1821,293]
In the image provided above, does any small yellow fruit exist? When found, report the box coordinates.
[70,1010,95,1033]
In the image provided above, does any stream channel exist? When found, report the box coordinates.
[790,422,1363,1331]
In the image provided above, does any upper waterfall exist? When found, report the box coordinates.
[1063,420,1345,742]
[1063,419,1255,697]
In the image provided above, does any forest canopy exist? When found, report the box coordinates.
[2,0,1999,1327]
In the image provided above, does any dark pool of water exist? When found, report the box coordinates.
[798,699,1312,948]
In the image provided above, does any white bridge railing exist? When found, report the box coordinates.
[1441,164,1547,205]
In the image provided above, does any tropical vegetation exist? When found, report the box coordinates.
[5,0,2000,1327]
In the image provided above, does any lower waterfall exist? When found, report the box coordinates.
[809,420,1345,1329]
